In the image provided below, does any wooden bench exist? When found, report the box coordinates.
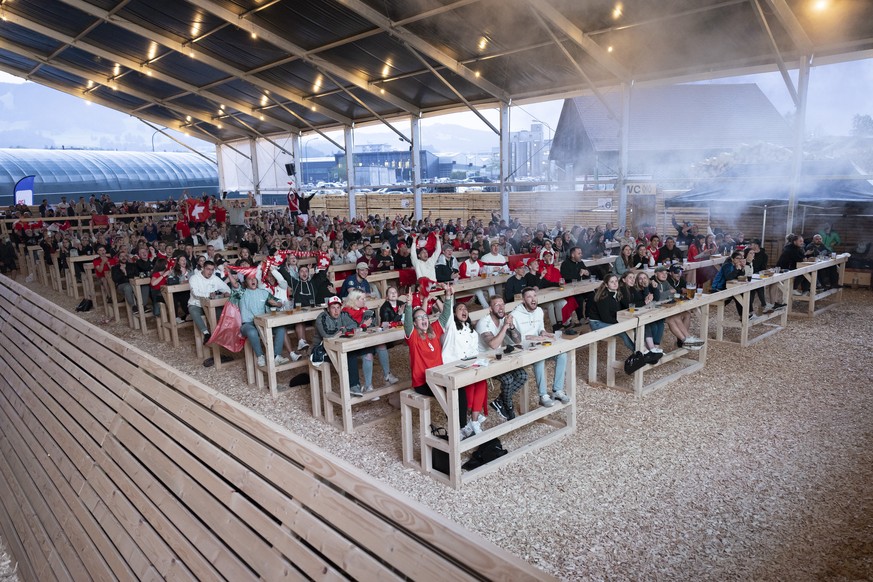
[790,255,849,317]
[400,389,434,472]
[0,254,551,581]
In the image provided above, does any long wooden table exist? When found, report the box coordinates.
[790,254,849,317]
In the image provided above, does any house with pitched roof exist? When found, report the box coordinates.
[549,84,793,184]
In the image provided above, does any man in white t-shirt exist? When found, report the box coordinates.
[479,241,509,275]
[475,295,526,420]
[458,247,492,307]
[510,287,568,408]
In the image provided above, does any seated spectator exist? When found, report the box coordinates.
[651,266,703,350]
[378,286,406,327]
[475,295,526,420]
[342,290,398,394]
[228,274,291,366]
[188,260,230,341]
[404,286,468,432]
[613,244,634,277]
[658,237,684,264]
[588,274,635,351]
[712,251,746,316]
[441,300,490,439]
[340,260,375,298]
[510,287,569,408]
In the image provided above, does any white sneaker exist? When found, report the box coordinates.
[362,384,374,393]
[471,418,483,435]
[385,373,400,384]
[763,303,774,313]
[274,354,290,365]
[256,355,266,367]
[289,352,301,362]
[540,394,555,407]
[460,422,475,440]
[748,314,760,323]
[552,390,570,404]
[297,339,309,350]
[175,316,183,324]
[650,347,664,354]
[792,289,803,296]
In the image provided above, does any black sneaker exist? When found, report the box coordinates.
[490,398,510,420]
[773,302,786,309]
[563,328,579,336]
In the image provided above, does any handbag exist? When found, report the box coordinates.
[206,302,246,352]
[624,350,647,374]
[461,438,508,471]
[429,424,450,475]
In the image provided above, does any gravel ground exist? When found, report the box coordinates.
[9,280,873,580]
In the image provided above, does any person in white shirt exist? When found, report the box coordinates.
[458,247,493,308]
[207,232,225,251]
[410,233,441,284]
[475,295,526,420]
[188,260,231,339]
[344,241,362,265]
[480,241,510,275]
[510,287,569,408]
[441,301,489,439]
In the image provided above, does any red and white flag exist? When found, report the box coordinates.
[186,199,211,222]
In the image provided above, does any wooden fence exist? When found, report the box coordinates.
[0,275,551,581]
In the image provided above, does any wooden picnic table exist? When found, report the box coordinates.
[424,339,579,489]
[791,254,849,317]
[66,254,97,300]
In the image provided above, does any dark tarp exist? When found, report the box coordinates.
[665,160,873,208]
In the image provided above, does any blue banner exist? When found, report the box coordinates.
[13,175,36,206]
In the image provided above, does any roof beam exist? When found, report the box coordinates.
[334,0,509,102]
[55,0,351,126]
[762,0,814,54]
[530,8,620,120]
[185,0,421,116]
[1,6,302,135]
[0,36,252,140]
[529,0,631,83]
[751,0,799,107]
[0,61,219,144]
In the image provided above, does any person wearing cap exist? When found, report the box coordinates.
[313,296,369,397]
[339,260,376,299]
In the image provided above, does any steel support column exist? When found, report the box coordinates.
[786,55,810,236]
[499,102,511,223]
[344,127,356,219]
[290,133,301,189]
[411,116,423,220]
[216,145,226,194]
[616,83,631,232]
[250,138,261,200]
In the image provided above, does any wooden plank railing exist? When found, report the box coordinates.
[0,274,551,581]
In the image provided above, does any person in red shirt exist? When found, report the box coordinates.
[92,245,117,302]
[403,286,467,431]
[175,212,191,240]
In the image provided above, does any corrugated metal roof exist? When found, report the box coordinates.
[0,0,869,144]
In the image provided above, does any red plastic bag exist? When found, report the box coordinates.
[561,297,578,323]
[207,302,246,352]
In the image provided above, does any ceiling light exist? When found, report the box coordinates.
[186,115,192,122]
[474,71,481,78]
[250,32,257,39]
[613,3,623,19]
[607,46,614,53]
[189,51,195,58]
[812,0,829,10]
[260,94,268,106]
[478,37,488,51]
[87,80,94,88]
[259,115,265,121]
[311,105,316,111]
[380,88,385,94]
[220,104,225,110]
[216,123,222,129]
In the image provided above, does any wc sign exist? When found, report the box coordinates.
[624,182,657,195]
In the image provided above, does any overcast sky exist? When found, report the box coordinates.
[1,55,871,154]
